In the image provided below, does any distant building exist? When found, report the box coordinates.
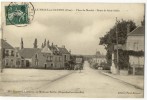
[91,51,106,66]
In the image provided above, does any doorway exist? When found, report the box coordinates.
[26,60,30,67]
[44,63,47,69]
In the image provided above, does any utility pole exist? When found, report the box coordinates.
[133,42,136,75]
[116,17,119,74]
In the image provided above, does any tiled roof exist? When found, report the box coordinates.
[58,47,70,54]
[128,26,145,36]
[41,45,52,54]
[49,45,61,55]
[1,39,14,49]
[19,48,40,59]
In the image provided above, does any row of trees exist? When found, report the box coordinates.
[21,38,51,49]
[34,38,51,48]
[99,19,137,70]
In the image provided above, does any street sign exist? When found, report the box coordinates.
[114,44,126,50]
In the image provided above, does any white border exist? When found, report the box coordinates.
[0,0,146,100]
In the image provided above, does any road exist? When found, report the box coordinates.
[30,61,143,97]
[0,61,143,97]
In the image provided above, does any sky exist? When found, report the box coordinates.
[1,3,145,55]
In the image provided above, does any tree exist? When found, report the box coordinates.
[41,43,44,48]
[33,38,38,48]
[47,40,50,47]
[44,39,46,47]
[21,38,24,49]
[99,19,136,69]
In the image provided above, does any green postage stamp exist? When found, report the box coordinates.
[5,4,29,25]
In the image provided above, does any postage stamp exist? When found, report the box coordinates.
[5,2,35,27]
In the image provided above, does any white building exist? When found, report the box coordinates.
[126,26,145,68]
[91,51,106,66]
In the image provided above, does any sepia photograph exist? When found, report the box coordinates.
[0,2,145,98]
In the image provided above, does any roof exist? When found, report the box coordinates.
[94,55,106,58]
[19,48,40,59]
[41,45,52,54]
[1,39,14,49]
[58,47,70,54]
[128,26,145,36]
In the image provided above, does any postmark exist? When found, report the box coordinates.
[5,2,35,27]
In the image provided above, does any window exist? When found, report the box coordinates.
[35,54,38,59]
[64,55,66,61]
[47,56,53,61]
[5,50,9,56]
[16,52,19,57]
[11,51,14,56]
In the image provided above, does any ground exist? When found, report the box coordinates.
[0,61,144,98]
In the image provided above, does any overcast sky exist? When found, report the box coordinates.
[2,3,145,55]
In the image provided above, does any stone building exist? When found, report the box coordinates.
[2,39,70,69]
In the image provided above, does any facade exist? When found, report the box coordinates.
[2,40,70,69]
[1,39,15,68]
[126,26,145,69]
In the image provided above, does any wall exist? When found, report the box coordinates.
[31,51,47,68]
[53,55,63,68]
[126,36,144,51]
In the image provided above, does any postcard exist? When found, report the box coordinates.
[0,2,145,98]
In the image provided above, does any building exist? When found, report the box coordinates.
[91,51,106,66]
[1,39,15,67]
[126,25,145,75]
[2,39,71,69]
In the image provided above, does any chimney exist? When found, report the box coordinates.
[127,24,130,34]
[20,38,24,49]
[141,15,145,26]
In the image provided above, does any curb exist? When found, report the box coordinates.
[100,71,143,90]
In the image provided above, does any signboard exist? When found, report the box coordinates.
[114,44,126,50]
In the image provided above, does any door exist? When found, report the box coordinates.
[44,63,47,69]
[26,60,30,67]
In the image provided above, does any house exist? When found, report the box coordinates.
[2,39,71,69]
[126,25,145,74]
[15,48,41,68]
[58,45,70,68]
[1,39,15,67]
